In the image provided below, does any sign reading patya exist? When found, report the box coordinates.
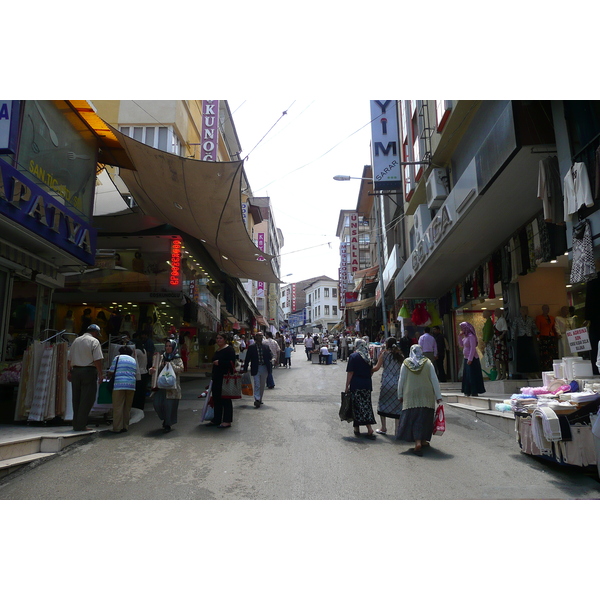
[370,100,401,191]
[0,159,96,264]
[566,327,592,353]
[201,100,219,161]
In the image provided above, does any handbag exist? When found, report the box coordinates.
[241,371,253,396]
[107,356,120,392]
[432,403,446,436]
[222,363,242,399]
[339,391,354,422]
[157,361,178,389]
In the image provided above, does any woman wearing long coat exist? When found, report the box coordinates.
[149,339,184,433]
[206,332,237,428]
[396,345,442,456]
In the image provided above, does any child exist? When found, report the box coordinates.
[284,341,295,368]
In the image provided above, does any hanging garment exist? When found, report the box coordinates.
[526,223,536,272]
[570,219,597,284]
[538,156,564,224]
[537,215,553,263]
[595,145,600,200]
[519,228,530,275]
[564,162,594,222]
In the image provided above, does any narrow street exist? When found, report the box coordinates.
[1,354,599,500]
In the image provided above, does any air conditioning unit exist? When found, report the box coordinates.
[426,168,448,209]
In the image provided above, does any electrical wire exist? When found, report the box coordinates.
[242,101,296,160]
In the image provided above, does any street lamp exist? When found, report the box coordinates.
[334,174,390,340]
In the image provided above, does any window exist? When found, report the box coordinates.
[333,306,337,316]
[332,288,337,298]
[324,288,329,298]
[324,305,330,316]
[120,125,183,156]
[436,100,452,132]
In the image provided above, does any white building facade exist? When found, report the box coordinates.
[304,277,339,332]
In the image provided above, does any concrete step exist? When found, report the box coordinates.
[446,402,516,436]
[0,452,55,478]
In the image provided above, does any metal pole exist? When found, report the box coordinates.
[377,193,389,340]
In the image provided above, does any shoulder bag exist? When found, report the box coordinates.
[221,361,242,399]
[107,356,120,392]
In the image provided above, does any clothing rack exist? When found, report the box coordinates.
[40,329,77,344]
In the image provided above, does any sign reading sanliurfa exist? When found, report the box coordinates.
[370,100,401,191]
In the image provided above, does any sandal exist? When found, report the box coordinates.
[364,433,376,440]
[353,429,360,437]
[412,447,423,456]
[375,429,387,435]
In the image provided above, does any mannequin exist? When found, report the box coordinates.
[493,308,509,379]
[535,304,558,372]
[511,306,540,378]
[555,306,574,358]
[482,309,495,368]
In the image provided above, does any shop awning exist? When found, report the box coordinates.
[346,296,377,311]
[100,124,282,284]
[353,265,379,291]
[255,315,268,326]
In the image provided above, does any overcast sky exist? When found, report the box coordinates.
[229,99,374,284]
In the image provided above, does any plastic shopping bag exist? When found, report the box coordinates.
[241,371,253,396]
[432,404,445,436]
[157,362,177,389]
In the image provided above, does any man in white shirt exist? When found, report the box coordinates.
[319,344,331,364]
[67,324,104,431]
[304,334,314,361]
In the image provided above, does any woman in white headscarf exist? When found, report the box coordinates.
[396,344,442,456]
[345,338,377,439]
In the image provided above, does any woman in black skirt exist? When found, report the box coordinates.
[345,339,377,439]
[206,332,237,429]
[459,321,486,397]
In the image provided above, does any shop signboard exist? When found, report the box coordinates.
[566,327,592,353]
[0,159,96,264]
[256,232,265,297]
[0,101,20,154]
[201,100,219,161]
[370,100,401,191]
[349,212,359,275]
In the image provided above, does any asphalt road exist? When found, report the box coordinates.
[1,351,599,500]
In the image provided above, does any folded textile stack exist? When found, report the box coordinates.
[531,406,562,455]
[569,392,600,404]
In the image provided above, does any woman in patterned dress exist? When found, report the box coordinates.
[371,337,404,435]
[345,338,377,439]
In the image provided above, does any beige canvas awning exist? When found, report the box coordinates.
[346,296,376,311]
[106,125,282,283]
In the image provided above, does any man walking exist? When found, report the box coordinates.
[242,333,273,408]
[418,327,438,371]
[264,331,280,388]
[304,333,314,361]
[67,323,104,431]
[431,325,448,382]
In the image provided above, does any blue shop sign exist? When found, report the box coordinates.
[0,101,20,154]
[0,160,96,264]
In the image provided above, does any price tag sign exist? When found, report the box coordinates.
[566,327,592,353]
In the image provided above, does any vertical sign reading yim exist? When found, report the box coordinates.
[257,232,265,297]
[370,100,402,191]
[201,100,219,161]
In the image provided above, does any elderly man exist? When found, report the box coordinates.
[418,327,438,372]
[242,333,273,408]
[264,331,281,389]
[67,324,104,431]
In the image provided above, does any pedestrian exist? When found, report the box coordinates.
[396,345,443,456]
[284,341,295,368]
[206,332,237,428]
[132,338,149,410]
[106,346,138,433]
[371,337,404,435]
[149,339,184,432]
[345,338,377,439]
[276,332,286,367]
[431,325,448,382]
[67,323,104,431]
[458,322,486,397]
[399,328,414,359]
[304,333,314,361]
[242,332,273,408]
[264,331,280,388]
[339,334,349,362]
[418,327,438,369]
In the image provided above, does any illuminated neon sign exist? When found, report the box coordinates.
[170,239,182,286]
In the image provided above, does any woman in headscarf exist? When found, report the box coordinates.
[149,339,184,432]
[459,321,486,397]
[372,337,404,434]
[396,344,442,456]
[345,338,377,439]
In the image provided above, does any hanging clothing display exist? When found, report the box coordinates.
[564,162,594,221]
[570,219,597,284]
[595,144,600,200]
[537,156,564,224]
